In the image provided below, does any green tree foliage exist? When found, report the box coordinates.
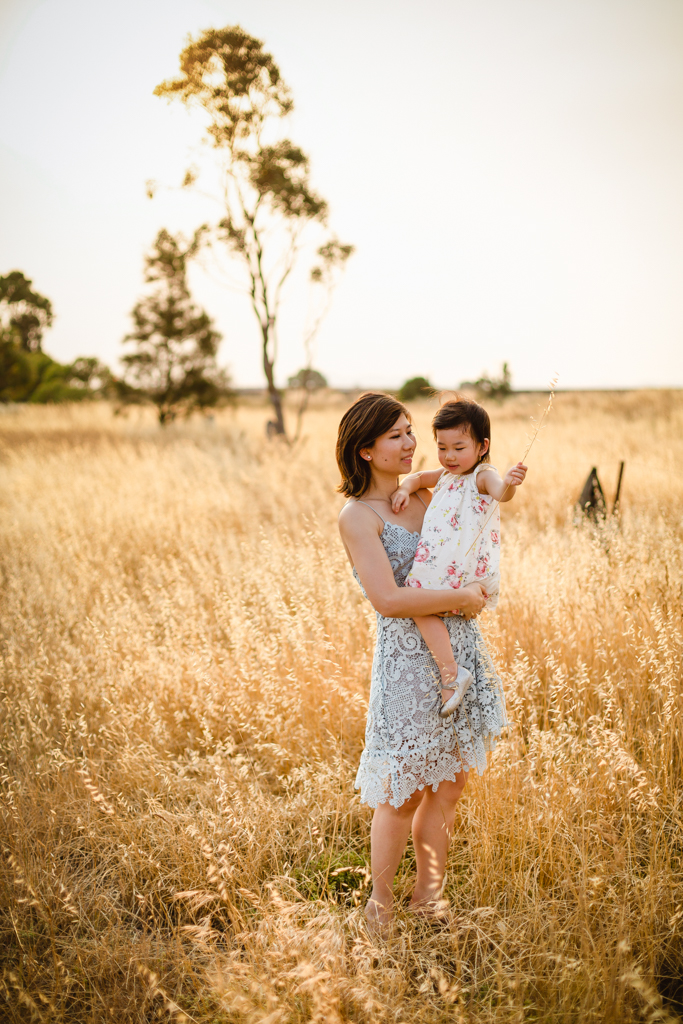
[398,376,433,401]
[464,362,513,401]
[0,334,111,403]
[67,357,113,393]
[154,25,353,439]
[121,229,232,425]
[0,271,54,352]
[287,368,327,391]
[0,274,111,403]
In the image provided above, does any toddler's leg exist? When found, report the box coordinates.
[413,615,473,717]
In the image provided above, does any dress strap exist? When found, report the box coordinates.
[415,492,428,509]
[354,499,387,524]
[473,462,497,480]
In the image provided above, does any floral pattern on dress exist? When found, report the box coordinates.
[405,463,501,610]
[353,521,507,809]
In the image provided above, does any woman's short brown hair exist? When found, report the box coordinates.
[432,397,491,464]
[336,392,410,498]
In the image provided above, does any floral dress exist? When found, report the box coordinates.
[352,503,507,809]
[405,464,501,609]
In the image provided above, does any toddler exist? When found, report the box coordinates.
[391,397,527,717]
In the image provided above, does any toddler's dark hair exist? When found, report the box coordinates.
[432,397,491,464]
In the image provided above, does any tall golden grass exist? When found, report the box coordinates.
[1,391,682,1023]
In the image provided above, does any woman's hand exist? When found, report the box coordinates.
[453,582,487,619]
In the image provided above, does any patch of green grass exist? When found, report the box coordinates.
[294,849,370,904]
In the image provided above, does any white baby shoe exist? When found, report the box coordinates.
[439,666,474,719]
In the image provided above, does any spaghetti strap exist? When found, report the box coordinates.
[354,499,387,524]
[415,493,428,510]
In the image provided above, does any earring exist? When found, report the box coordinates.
[364,455,371,461]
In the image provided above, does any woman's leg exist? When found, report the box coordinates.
[409,773,468,906]
[367,789,424,925]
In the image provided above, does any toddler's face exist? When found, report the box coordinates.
[436,426,488,475]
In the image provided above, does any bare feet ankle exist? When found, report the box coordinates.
[365,895,393,936]
[408,880,449,920]
[407,897,450,922]
[409,891,444,907]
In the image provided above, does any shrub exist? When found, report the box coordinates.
[398,375,433,401]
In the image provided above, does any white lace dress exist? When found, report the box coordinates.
[353,519,508,809]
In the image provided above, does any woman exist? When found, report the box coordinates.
[337,392,507,930]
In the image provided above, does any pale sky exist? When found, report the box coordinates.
[2,0,683,390]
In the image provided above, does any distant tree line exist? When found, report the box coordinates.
[398,363,513,403]
[0,254,328,425]
[2,267,516,415]
[462,362,513,401]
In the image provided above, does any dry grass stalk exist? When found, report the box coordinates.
[0,392,681,1022]
[465,376,557,555]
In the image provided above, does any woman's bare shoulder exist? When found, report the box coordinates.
[338,499,382,538]
[416,486,434,507]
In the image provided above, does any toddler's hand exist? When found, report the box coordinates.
[390,485,411,513]
[503,462,527,491]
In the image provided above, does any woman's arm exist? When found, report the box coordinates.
[339,504,487,619]
[477,462,527,502]
[391,469,442,512]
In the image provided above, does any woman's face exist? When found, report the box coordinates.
[361,413,416,475]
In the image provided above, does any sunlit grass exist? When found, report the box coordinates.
[1,391,682,1022]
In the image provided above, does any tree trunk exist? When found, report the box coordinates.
[261,323,286,437]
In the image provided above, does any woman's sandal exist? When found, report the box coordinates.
[439,665,474,718]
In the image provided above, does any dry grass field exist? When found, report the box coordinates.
[1,390,682,1023]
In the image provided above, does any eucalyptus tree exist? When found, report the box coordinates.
[154,26,353,438]
[121,229,232,425]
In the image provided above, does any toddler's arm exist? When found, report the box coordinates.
[477,462,527,502]
[390,469,441,512]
